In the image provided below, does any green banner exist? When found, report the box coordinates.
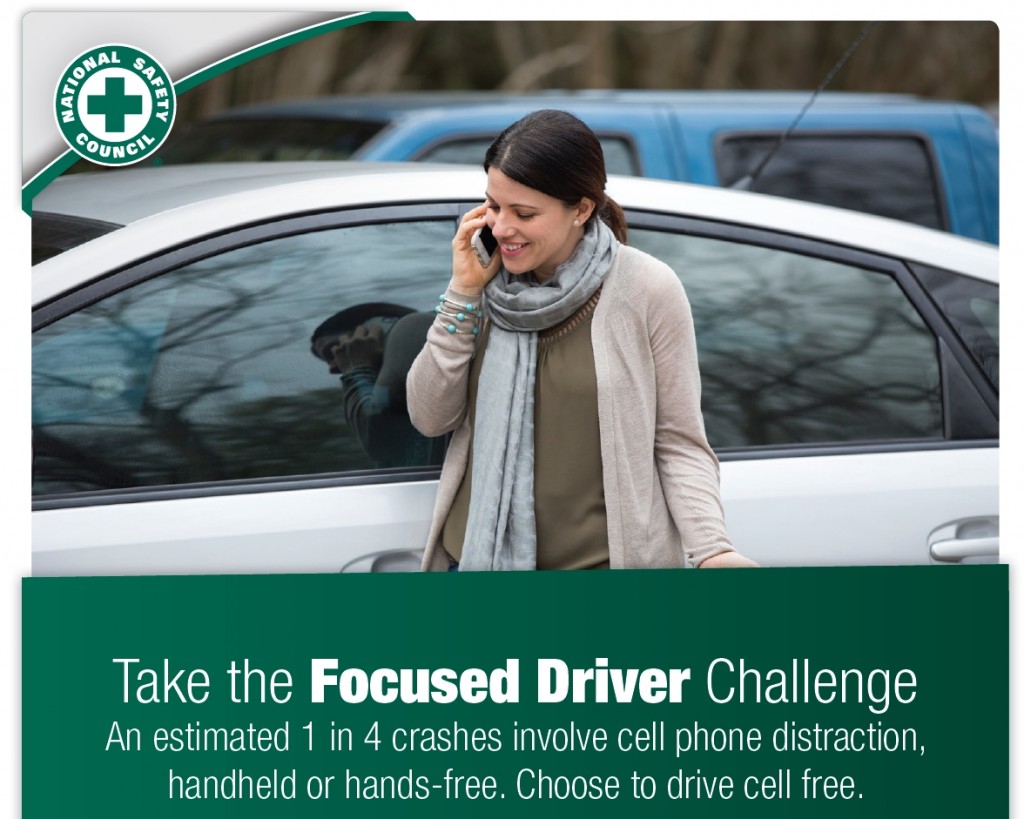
[23,566,1007,816]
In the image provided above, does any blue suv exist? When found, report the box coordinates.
[158,91,999,244]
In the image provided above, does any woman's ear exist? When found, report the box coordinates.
[575,197,597,226]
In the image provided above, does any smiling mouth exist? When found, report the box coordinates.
[501,243,526,252]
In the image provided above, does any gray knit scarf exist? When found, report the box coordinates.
[459,218,618,571]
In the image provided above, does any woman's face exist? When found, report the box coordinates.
[484,167,594,281]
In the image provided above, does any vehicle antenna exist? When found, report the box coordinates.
[732,21,878,192]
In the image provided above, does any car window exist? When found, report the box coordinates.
[32,212,122,264]
[416,136,640,176]
[913,263,999,391]
[630,228,943,449]
[156,118,388,163]
[715,134,947,231]
[32,219,454,497]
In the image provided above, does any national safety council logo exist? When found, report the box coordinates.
[54,44,176,166]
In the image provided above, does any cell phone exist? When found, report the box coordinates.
[471,225,498,267]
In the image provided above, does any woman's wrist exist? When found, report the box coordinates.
[433,285,484,337]
[448,279,483,299]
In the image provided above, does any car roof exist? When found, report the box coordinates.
[32,162,997,306]
[194,91,990,144]
[352,98,989,163]
[32,162,414,225]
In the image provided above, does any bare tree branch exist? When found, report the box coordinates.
[342,23,429,93]
[498,43,588,91]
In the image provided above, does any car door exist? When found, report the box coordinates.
[32,204,462,576]
[627,211,998,566]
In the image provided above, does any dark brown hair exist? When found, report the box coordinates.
[483,109,628,243]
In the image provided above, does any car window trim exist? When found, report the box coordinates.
[32,436,997,512]
[715,438,996,461]
[32,466,446,511]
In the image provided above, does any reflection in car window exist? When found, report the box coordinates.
[716,135,946,231]
[630,229,943,449]
[913,263,999,391]
[417,136,639,176]
[32,220,453,496]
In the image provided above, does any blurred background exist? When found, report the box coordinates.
[176,20,999,123]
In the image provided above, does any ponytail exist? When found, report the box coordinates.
[599,196,628,244]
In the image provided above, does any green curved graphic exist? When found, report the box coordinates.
[23,10,415,215]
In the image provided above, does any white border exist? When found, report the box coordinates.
[8,6,1019,814]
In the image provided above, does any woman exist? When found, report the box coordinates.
[407,109,756,571]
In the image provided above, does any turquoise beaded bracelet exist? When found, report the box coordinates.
[435,293,483,335]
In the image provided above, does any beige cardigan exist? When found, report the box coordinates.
[406,245,735,571]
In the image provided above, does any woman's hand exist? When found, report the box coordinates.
[451,204,501,296]
[699,551,760,568]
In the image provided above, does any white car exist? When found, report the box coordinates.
[31,163,999,573]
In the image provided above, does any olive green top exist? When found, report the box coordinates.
[442,289,609,569]
[410,247,734,573]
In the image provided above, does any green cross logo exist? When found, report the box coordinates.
[54,44,176,167]
[86,76,143,133]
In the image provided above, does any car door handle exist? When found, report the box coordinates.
[340,549,423,573]
[929,536,999,562]
[928,517,998,563]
